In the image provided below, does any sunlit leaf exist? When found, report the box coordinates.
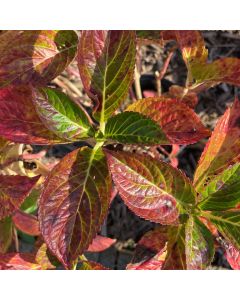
[104,111,168,145]
[12,210,40,236]
[87,235,116,252]
[33,87,93,141]
[126,97,210,144]
[0,30,78,87]
[0,217,12,254]
[105,150,195,224]
[77,30,136,125]
[34,240,57,270]
[194,98,240,191]
[39,146,111,269]
[0,175,40,220]
[0,85,64,144]
[199,163,240,211]
[0,253,42,270]
[185,216,214,270]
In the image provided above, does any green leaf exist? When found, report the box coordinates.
[185,216,214,269]
[0,217,12,254]
[105,150,196,224]
[39,145,111,269]
[199,163,240,211]
[205,211,240,250]
[104,111,168,145]
[34,88,92,141]
[194,99,240,191]
[0,30,78,87]
[126,97,210,144]
[77,30,136,129]
[163,225,186,269]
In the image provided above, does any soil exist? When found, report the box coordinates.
[27,31,240,269]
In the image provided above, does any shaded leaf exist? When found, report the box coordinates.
[162,225,186,269]
[12,210,40,236]
[0,217,12,254]
[166,85,198,108]
[104,111,168,145]
[126,97,210,144]
[0,175,40,220]
[0,30,78,87]
[194,98,240,191]
[39,146,111,269]
[79,260,109,270]
[87,235,116,252]
[77,30,136,124]
[105,150,195,224]
[0,85,64,144]
[199,163,240,211]
[185,216,214,270]
[126,227,168,270]
[33,87,92,141]
[206,211,240,250]
[0,253,42,270]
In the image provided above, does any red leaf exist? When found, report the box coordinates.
[225,244,240,270]
[0,253,42,270]
[0,30,78,87]
[12,210,40,236]
[39,146,111,269]
[194,98,240,191]
[0,175,40,220]
[166,85,198,108]
[126,98,210,144]
[105,150,195,224]
[127,227,168,270]
[87,235,116,252]
[0,85,63,144]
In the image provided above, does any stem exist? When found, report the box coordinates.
[134,66,142,99]
[13,227,19,252]
[155,49,174,96]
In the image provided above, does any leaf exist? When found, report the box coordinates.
[126,227,168,270]
[34,240,57,270]
[0,253,42,270]
[0,85,64,144]
[185,216,214,270]
[162,225,186,270]
[12,210,40,236]
[206,211,240,250]
[194,98,240,191]
[191,57,240,89]
[87,235,116,252]
[0,175,40,220]
[78,260,109,270]
[105,150,196,224]
[104,111,168,145]
[0,217,12,254]
[33,87,93,141]
[199,163,240,211]
[161,31,240,90]
[224,242,240,270]
[0,30,78,87]
[166,85,198,108]
[39,146,111,269]
[77,30,136,125]
[126,97,210,144]
[21,189,40,213]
